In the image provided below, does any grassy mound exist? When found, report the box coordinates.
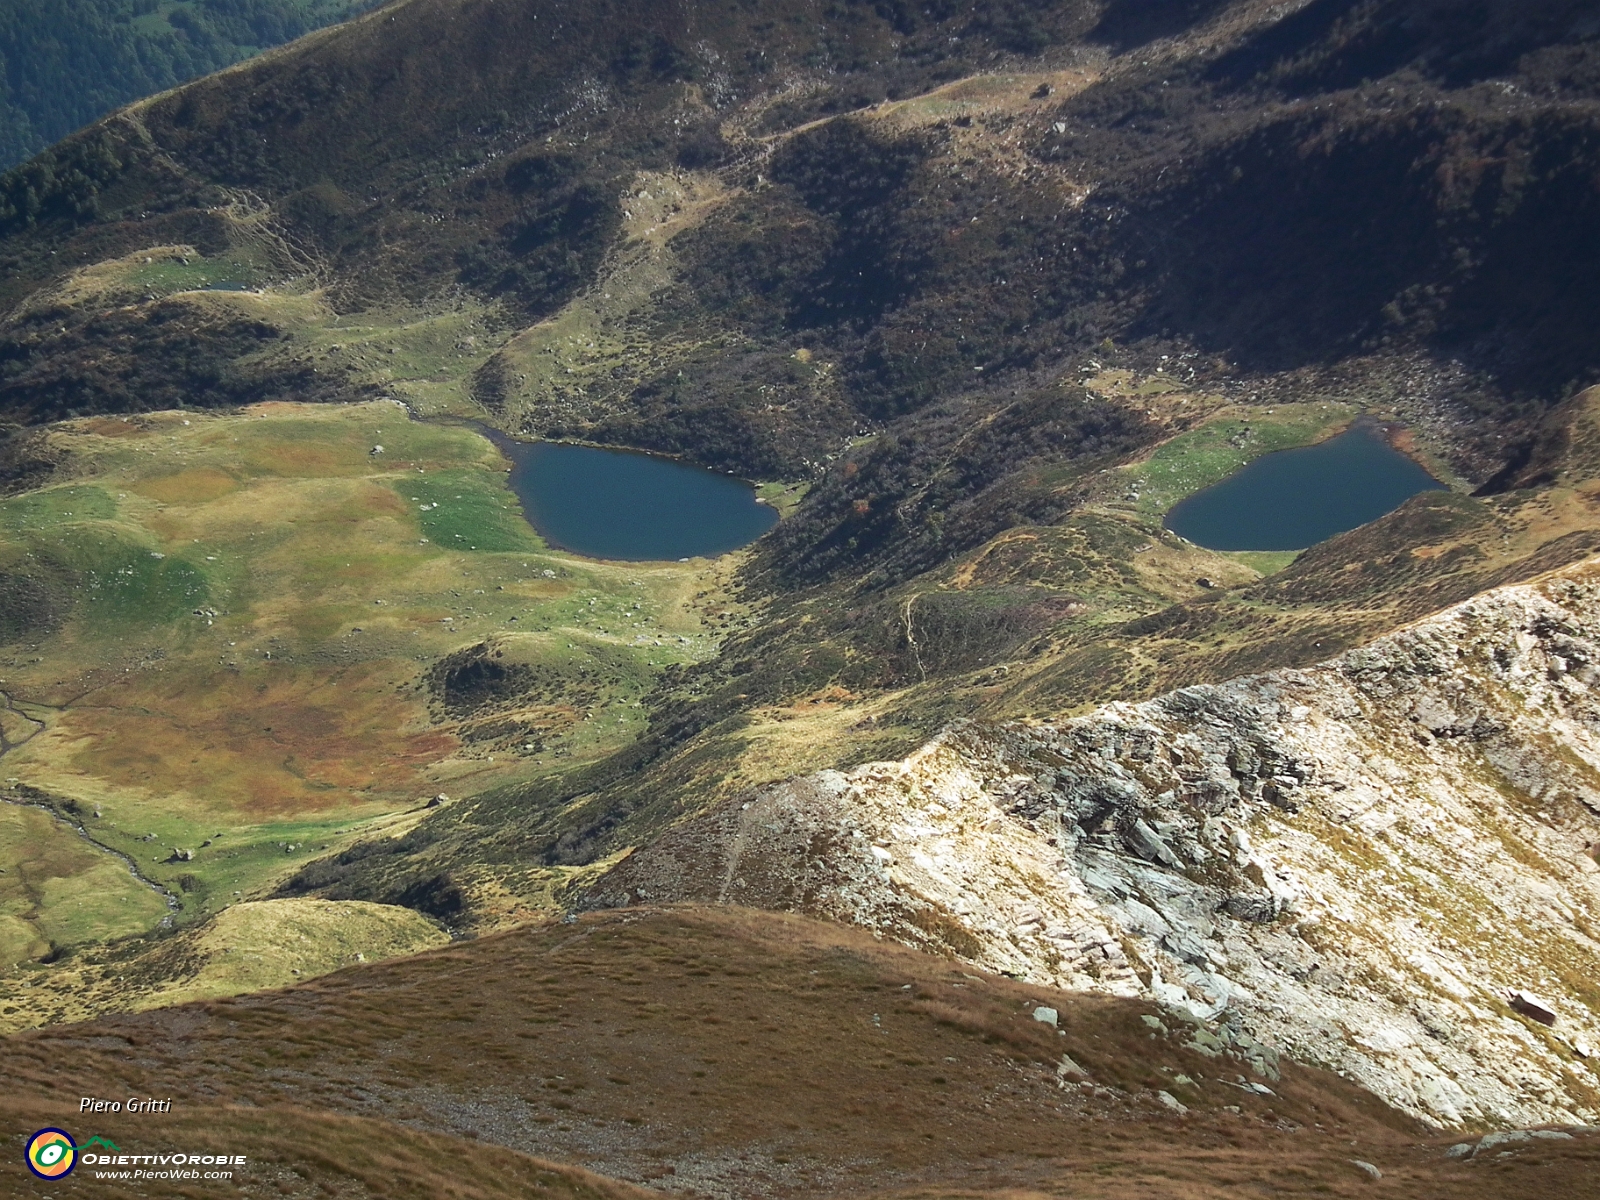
[0,897,447,1031]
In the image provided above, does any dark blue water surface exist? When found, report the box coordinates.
[494,437,778,561]
[1163,424,1446,551]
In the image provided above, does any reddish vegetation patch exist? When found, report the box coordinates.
[58,662,456,813]
[241,440,370,478]
[130,466,239,503]
[78,416,151,438]
[354,479,412,518]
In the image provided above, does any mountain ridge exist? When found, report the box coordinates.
[9,902,1597,1199]
[585,548,1600,1128]
[0,0,380,171]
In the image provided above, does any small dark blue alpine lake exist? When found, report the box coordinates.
[490,435,778,561]
[1163,424,1446,551]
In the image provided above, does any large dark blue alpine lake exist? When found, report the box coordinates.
[491,435,778,561]
[1164,424,1446,551]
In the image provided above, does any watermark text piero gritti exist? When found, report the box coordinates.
[81,1095,173,1114]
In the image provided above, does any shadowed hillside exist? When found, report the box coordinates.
[0,0,381,170]
[1,0,1596,460]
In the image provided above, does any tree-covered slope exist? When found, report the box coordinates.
[0,0,377,169]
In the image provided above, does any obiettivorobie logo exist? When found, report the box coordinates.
[24,1128,247,1182]
[26,1129,119,1180]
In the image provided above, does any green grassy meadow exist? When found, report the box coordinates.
[0,401,722,968]
[1121,402,1359,523]
[0,391,1387,976]
[0,804,170,968]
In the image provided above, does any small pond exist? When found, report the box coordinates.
[490,435,778,561]
[1163,423,1446,551]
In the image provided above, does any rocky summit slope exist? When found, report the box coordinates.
[587,554,1600,1129]
[9,904,1594,1200]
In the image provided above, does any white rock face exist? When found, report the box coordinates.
[589,557,1600,1128]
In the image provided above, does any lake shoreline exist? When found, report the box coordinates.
[433,420,778,562]
[1163,420,1448,553]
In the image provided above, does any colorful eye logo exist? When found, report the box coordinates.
[26,1129,76,1179]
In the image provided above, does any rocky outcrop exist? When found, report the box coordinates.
[585,557,1600,1129]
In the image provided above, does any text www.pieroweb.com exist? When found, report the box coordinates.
[85,1151,245,1181]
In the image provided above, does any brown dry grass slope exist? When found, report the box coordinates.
[2,906,1595,1199]
[0,1100,654,1200]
